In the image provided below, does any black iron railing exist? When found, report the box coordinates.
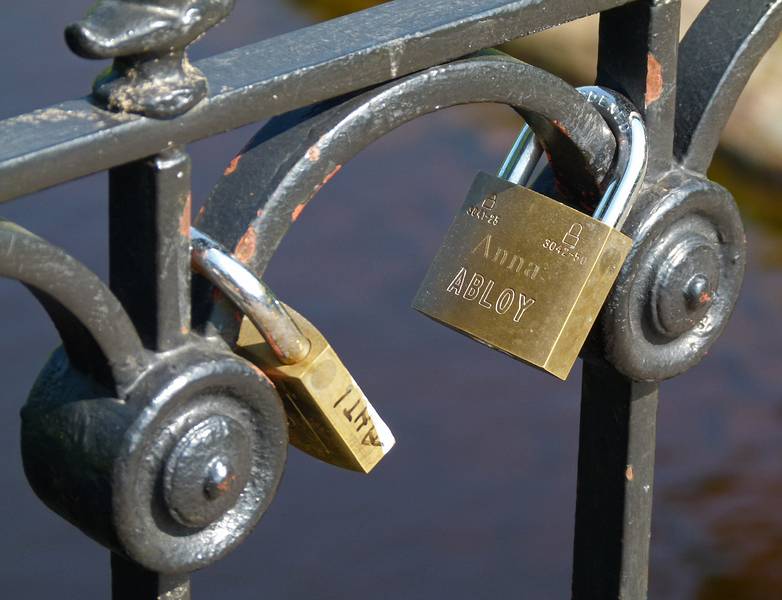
[1,0,780,598]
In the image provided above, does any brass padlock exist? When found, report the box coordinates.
[413,87,648,380]
[191,229,395,473]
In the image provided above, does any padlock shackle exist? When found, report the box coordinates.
[582,87,647,229]
[499,86,648,230]
[497,125,544,186]
[593,114,646,227]
[190,228,311,364]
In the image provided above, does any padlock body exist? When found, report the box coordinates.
[237,306,394,474]
[413,172,632,380]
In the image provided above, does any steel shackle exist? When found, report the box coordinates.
[498,85,648,230]
[190,227,310,364]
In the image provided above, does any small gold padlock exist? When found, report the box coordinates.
[236,307,395,474]
[191,228,395,474]
[413,87,648,380]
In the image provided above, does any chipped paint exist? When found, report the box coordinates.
[216,473,237,493]
[625,465,634,481]
[551,119,569,136]
[291,203,306,222]
[11,107,100,125]
[312,164,342,194]
[645,53,663,106]
[306,145,321,162]
[180,193,192,237]
[387,39,404,78]
[224,154,242,176]
[234,228,257,263]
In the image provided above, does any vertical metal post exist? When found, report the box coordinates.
[111,554,191,600]
[571,5,680,597]
[108,148,193,595]
[597,0,681,176]
[109,147,192,351]
[572,363,659,599]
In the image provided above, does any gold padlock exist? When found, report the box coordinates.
[236,307,394,473]
[413,87,648,380]
[191,229,395,473]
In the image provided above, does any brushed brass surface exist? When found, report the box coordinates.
[413,172,632,380]
[237,306,395,473]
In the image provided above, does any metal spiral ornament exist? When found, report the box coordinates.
[595,168,746,381]
[22,345,288,574]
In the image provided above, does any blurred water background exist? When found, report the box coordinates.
[0,1,780,598]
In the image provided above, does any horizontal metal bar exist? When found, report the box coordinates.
[0,0,632,203]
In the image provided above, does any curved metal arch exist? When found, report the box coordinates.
[675,0,782,173]
[0,220,147,389]
[196,53,619,335]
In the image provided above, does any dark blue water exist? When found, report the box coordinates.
[1,2,781,598]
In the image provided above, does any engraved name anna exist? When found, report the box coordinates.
[444,233,537,322]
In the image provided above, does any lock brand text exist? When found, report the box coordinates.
[471,233,540,280]
[584,89,631,133]
[446,267,535,322]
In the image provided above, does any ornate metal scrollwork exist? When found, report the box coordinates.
[3,1,782,596]
[5,219,288,574]
[65,0,236,118]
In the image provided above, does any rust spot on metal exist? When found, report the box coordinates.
[224,154,242,176]
[551,119,569,136]
[646,53,663,106]
[313,164,342,194]
[180,193,191,237]
[180,324,190,335]
[625,465,634,481]
[234,228,257,263]
[306,145,321,162]
[216,473,237,493]
[291,203,306,222]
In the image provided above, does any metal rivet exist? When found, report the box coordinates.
[684,274,713,311]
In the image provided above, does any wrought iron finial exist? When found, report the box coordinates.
[65,0,236,118]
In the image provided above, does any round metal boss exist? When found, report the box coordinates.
[163,414,251,528]
[598,170,746,381]
[113,352,288,574]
